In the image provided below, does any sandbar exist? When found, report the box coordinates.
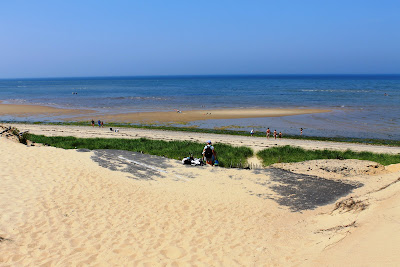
[0,102,330,123]
[73,108,331,123]
[0,103,94,117]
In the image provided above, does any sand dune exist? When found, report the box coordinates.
[1,124,400,266]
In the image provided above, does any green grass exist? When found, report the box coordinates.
[28,134,253,168]
[4,120,400,147]
[257,145,400,166]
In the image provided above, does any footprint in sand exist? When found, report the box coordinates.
[160,247,187,259]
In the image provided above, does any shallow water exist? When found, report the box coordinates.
[1,75,399,139]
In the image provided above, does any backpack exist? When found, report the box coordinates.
[204,145,213,158]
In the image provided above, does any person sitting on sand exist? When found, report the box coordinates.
[202,140,217,165]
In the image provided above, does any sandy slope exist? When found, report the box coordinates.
[1,125,400,266]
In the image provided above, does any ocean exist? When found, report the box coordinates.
[0,75,399,140]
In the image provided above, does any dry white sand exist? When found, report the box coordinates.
[1,124,400,266]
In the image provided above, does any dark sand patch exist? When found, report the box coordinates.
[254,168,362,212]
[90,150,173,180]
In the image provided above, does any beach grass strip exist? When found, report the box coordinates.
[257,145,400,166]
[28,134,253,168]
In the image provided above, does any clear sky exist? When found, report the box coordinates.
[1,0,399,78]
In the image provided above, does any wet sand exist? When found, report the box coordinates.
[1,124,400,266]
[0,103,95,117]
[89,108,331,124]
[0,102,330,123]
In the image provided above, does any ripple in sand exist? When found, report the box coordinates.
[160,246,187,259]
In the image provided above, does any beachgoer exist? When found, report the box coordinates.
[300,128,303,136]
[91,119,95,127]
[250,129,254,136]
[279,131,282,139]
[98,120,101,127]
[273,130,277,139]
[202,140,217,166]
[101,121,104,128]
[266,128,270,139]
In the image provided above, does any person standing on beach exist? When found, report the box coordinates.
[98,120,101,127]
[273,130,277,139]
[250,129,254,136]
[101,121,104,128]
[279,131,282,139]
[266,128,270,139]
[300,128,303,136]
[202,140,217,165]
[91,119,95,127]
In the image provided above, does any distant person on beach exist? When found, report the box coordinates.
[266,128,270,139]
[279,131,282,139]
[273,130,277,139]
[91,119,95,127]
[300,128,303,136]
[101,121,104,128]
[202,140,217,165]
[98,120,101,127]
[250,129,254,136]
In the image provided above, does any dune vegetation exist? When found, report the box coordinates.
[257,145,400,166]
[28,134,253,168]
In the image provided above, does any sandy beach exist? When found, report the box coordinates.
[1,123,400,266]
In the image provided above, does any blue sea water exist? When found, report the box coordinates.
[0,75,399,139]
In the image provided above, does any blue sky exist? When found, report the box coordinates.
[1,1,399,78]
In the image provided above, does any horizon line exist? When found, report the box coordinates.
[1,73,400,80]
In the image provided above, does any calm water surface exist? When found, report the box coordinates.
[0,75,399,139]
